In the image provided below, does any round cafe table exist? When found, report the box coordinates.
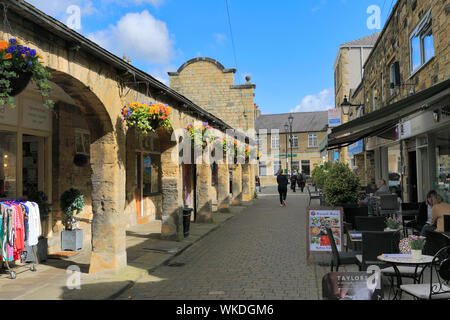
[377,254,434,300]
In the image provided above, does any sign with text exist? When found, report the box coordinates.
[22,98,51,132]
[328,109,341,128]
[322,272,383,300]
[0,100,18,126]
[306,207,343,263]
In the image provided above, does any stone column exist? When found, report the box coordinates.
[196,163,213,222]
[160,131,183,241]
[250,164,256,198]
[89,132,127,275]
[232,164,242,205]
[217,163,230,211]
[242,163,251,202]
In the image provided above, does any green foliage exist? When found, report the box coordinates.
[0,39,54,109]
[311,166,327,190]
[60,188,85,217]
[324,162,361,206]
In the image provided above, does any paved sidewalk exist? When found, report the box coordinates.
[0,206,245,300]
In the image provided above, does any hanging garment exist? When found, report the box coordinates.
[25,202,41,247]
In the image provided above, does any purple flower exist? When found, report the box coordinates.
[8,39,17,45]
[6,46,15,54]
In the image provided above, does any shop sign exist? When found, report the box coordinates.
[0,100,18,126]
[328,109,341,128]
[306,207,343,264]
[22,98,51,132]
[347,140,363,157]
[398,121,411,140]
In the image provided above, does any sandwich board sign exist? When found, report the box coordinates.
[306,207,344,265]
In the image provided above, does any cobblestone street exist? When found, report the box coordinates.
[118,186,329,300]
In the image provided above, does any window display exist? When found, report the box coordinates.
[0,131,17,198]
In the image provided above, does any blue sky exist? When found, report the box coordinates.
[28,0,396,115]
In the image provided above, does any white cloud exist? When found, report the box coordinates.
[214,33,227,45]
[291,88,334,112]
[87,10,174,64]
[148,64,177,85]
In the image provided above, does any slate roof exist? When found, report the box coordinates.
[255,111,328,133]
[340,32,380,47]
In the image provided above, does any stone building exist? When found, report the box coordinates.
[0,1,253,274]
[328,0,450,203]
[328,33,379,165]
[255,112,328,186]
[169,58,257,204]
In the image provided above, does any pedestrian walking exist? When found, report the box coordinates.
[298,171,306,193]
[255,175,261,193]
[277,168,288,207]
[291,171,297,192]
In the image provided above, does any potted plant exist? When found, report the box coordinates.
[385,217,402,231]
[122,102,172,135]
[409,235,426,260]
[60,188,85,251]
[323,162,361,207]
[311,166,327,191]
[0,38,53,108]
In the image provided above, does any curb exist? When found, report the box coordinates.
[107,214,236,300]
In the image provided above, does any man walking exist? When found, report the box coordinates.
[298,171,306,193]
[291,170,298,192]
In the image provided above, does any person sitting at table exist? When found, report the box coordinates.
[374,179,390,196]
[421,190,450,235]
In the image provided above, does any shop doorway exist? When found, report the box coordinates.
[22,135,46,199]
[408,151,418,203]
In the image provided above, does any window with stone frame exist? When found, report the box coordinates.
[308,134,318,148]
[271,134,280,150]
[409,9,434,74]
[290,135,298,149]
[75,129,90,155]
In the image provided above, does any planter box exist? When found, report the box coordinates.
[61,229,83,251]
[23,237,48,264]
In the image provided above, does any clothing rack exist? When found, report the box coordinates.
[1,199,39,280]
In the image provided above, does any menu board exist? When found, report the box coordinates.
[306,207,344,262]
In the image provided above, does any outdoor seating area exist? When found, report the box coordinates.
[325,189,450,300]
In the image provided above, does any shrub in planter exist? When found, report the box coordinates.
[0,38,53,108]
[311,166,327,190]
[60,188,84,230]
[324,162,361,206]
[122,102,172,135]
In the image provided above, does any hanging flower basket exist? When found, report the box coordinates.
[121,102,172,135]
[0,38,53,108]
[185,122,215,149]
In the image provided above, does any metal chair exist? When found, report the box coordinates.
[354,216,386,232]
[444,215,450,232]
[307,186,322,206]
[423,230,450,256]
[355,231,400,271]
[344,206,369,230]
[378,194,399,216]
[326,227,361,272]
[401,202,420,237]
[400,246,450,300]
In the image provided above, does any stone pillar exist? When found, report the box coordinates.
[160,131,183,241]
[196,163,213,222]
[232,164,242,205]
[242,163,251,202]
[89,132,127,275]
[217,163,230,211]
[250,164,256,198]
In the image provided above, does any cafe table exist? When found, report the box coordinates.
[377,253,434,300]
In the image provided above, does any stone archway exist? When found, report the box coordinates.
[48,70,127,274]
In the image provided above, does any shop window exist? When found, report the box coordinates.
[437,130,450,202]
[0,131,17,198]
[273,160,281,175]
[75,129,90,155]
[292,160,300,172]
[410,9,434,74]
[143,154,160,196]
[301,160,311,176]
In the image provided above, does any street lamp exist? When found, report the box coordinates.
[340,95,364,116]
[288,114,294,175]
[284,122,289,174]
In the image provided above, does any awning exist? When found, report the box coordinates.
[328,120,397,150]
[329,79,450,140]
